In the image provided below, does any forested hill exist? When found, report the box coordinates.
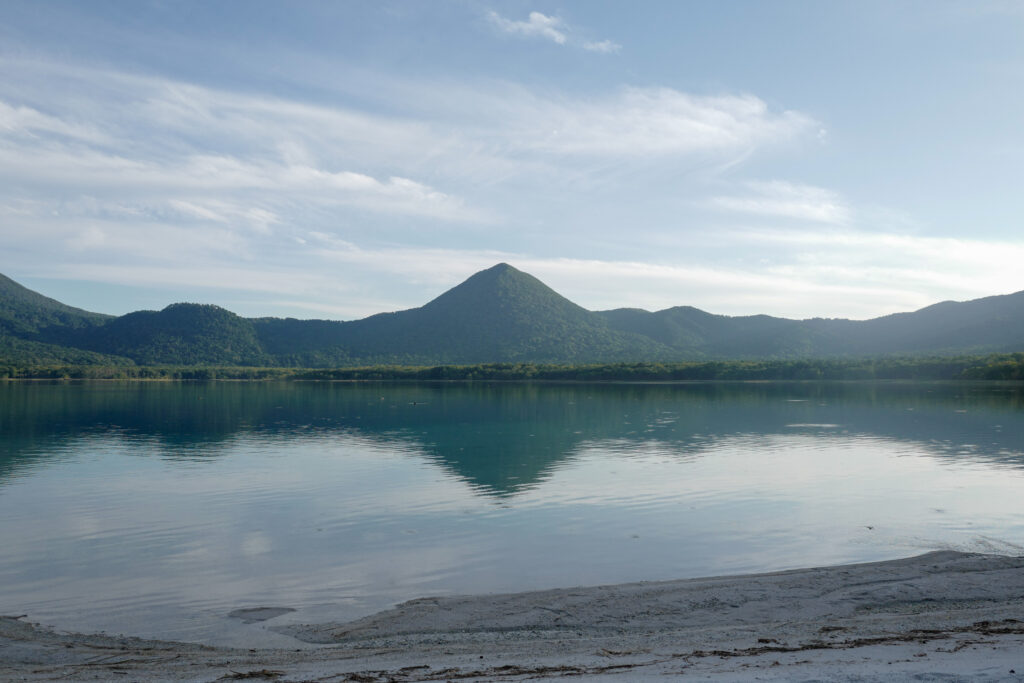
[254,263,669,366]
[595,289,1024,359]
[1,263,1023,367]
[0,272,110,337]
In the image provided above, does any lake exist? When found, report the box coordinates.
[1,380,1022,646]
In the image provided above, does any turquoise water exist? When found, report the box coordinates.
[1,381,1022,645]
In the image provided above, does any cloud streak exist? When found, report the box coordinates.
[583,40,621,54]
[488,11,567,45]
[710,181,852,224]
[516,89,814,158]
[487,10,621,53]
[12,55,993,324]
[0,58,820,247]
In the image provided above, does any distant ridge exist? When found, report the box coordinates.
[0,272,109,338]
[76,303,270,366]
[1,264,1023,366]
[254,263,670,366]
[326,263,670,364]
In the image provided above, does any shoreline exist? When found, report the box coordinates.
[5,376,1024,385]
[4,353,1024,383]
[2,551,1023,681]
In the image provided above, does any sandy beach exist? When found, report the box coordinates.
[2,551,1023,681]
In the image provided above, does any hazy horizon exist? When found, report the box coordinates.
[6,261,1018,324]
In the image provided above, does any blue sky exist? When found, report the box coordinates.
[1,1,1022,320]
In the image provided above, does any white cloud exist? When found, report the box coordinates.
[167,200,279,233]
[0,115,477,222]
[0,100,108,144]
[710,181,851,224]
[487,10,620,54]
[5,58,819,165]
[488,11,567,45]
[0,58,483,226]
[0,59,853,321]
[517,89,815,158]
[583,40,622,54]
[0,60,820,257]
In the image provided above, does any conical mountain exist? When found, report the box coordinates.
[322,263,672,364]
[4,266,1024,366]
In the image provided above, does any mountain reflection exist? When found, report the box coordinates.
[2,381,1023,494]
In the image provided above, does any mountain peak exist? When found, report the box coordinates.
[351,261,666,364]
[423,262,571,313]
[4,267,1024,366]
[454,262,525,289]
[160,302,235,316]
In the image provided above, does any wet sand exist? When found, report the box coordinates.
[2,551,1023,681]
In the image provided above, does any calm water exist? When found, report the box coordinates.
[1,380,1023,646]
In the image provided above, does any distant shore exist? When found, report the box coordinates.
[4,353,1024,382]
[3,551,1023,681]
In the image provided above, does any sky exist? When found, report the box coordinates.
[1,1,1022,321]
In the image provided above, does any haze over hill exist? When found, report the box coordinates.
[2,263,1023,367]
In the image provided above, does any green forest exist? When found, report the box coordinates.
[4,353,1023,382]
[4,265,1024,373]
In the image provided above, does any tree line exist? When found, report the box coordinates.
[3,353,1023,381]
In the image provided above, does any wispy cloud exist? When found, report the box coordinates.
[488,10,567,45]
[710,181,851,224]
[0,58,846,320]
[0,59,819,229]
[517,89,814,158]
[487,10,621,53]
[582,40,621,54]
[0,141,471,220]
[0,74,479,224]
[0,99,109,144]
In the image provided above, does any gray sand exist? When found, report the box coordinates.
[2,551,1023,681]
